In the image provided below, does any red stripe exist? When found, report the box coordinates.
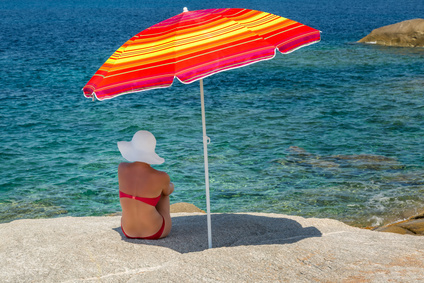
[83,8,321,100]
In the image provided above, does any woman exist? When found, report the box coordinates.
[117,130,174,239]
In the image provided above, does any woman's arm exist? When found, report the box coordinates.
[161,172,174,196]
[162,182,174,196]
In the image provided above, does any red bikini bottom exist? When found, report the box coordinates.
[121,216,165,240]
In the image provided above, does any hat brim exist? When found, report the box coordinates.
[117,141,165,165]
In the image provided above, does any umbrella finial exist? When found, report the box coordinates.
[183,7,188,12]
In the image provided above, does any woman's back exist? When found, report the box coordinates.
[118,162,170,238]
[118,162,168,198]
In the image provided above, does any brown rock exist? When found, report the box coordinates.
[332,154,397,162]
[375,225,416,235]
[375,210,424,236]
[170,202,205,213]
[358,19,424,47]
[411,211,424,219]
[400,219,424,235]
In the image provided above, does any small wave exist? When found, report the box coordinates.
[368,215,384,226]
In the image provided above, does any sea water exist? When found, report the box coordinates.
[1,0,423,227]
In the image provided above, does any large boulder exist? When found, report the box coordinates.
[358,19,424,47]
[2,213,424,282]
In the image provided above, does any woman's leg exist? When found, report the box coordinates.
[156,194,172,238]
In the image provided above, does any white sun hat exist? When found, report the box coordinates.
[117,130,165,165]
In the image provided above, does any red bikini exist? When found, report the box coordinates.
[119,191,161,206]
[119,191,165,240]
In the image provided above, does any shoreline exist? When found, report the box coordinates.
[168,202,424,236]
[134,202,424,236]
[1,202,423,236]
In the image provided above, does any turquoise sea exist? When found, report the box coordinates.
[1,0,423,227]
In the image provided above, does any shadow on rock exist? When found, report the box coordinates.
[113,213,322,253]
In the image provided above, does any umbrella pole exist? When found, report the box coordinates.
[200,79,212,249]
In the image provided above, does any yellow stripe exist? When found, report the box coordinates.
[109,11,284,65]
[97,10,309,76]
[175,37,265,65]
[104,29,261,73]
[101,36,267,79]
[177,45,272,77]
[105,19,263,68]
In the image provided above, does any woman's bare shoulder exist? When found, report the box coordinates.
[148,168,169,185]
[118,162,130,172]
[152,168,170,180]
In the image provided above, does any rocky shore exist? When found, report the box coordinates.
[1,206,423,282]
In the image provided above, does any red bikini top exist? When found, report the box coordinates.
[119,191,161,206]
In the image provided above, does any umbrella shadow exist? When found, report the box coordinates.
[113,214,322,253]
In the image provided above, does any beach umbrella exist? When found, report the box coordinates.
[83,7,321,248]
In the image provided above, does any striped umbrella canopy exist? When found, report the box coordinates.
[83,8,320,248]
[83,8,320,100]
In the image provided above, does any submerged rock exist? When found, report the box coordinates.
[358,19,424,47]
[279,146,403,171]
[332,154,404,170]
[281,147,340,168]
[287,146,314,157]
[332,154,397,162]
